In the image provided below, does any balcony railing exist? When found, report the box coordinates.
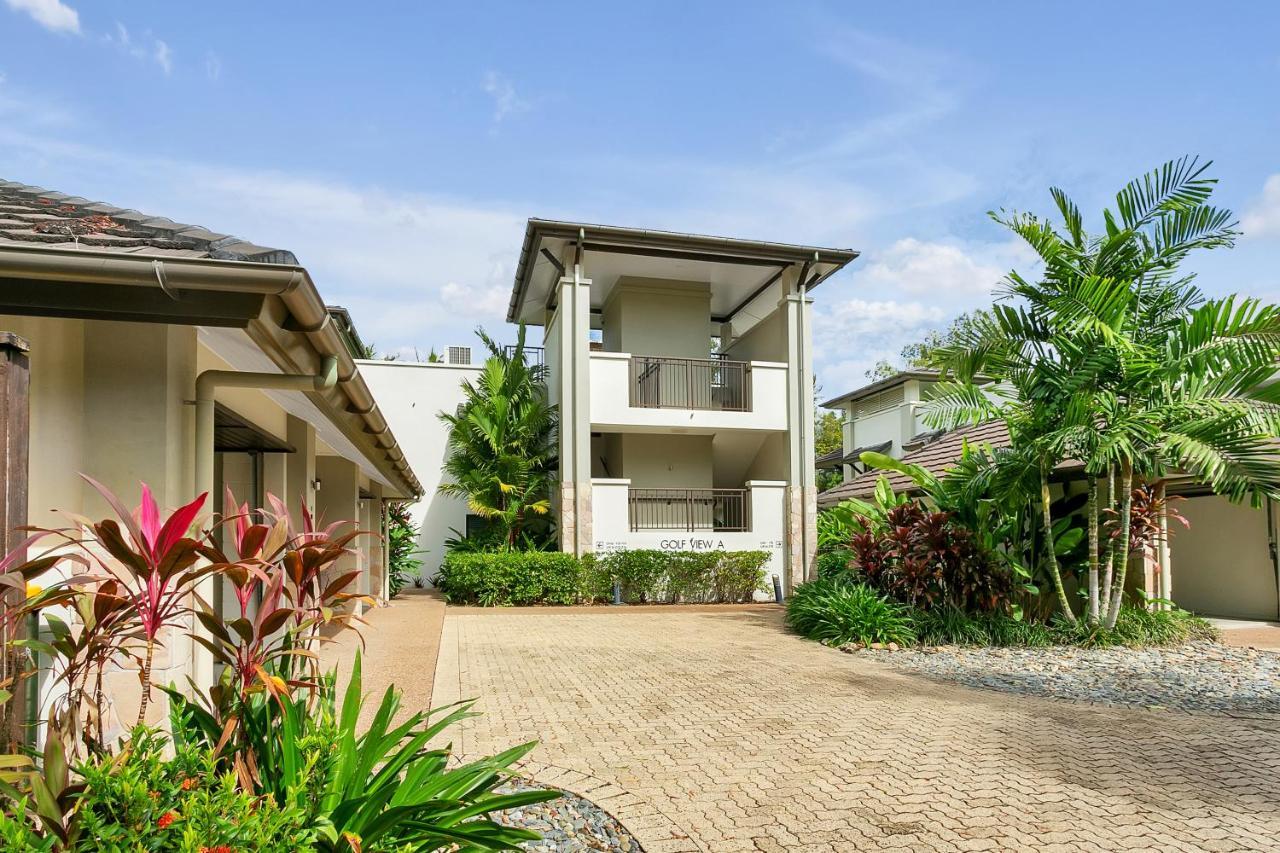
[502,345,545,367]
[628,488,750,532]
[629,355,751,412]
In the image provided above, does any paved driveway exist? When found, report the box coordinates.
[429,605,1280,852]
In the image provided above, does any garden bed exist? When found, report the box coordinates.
[849,641,1280,714]
[495,779,640,851]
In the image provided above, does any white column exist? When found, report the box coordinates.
[555,266,593,557]
[782,271,817,590]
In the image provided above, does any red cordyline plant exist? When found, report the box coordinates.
[262,493,368,630]
[66,477,211,726]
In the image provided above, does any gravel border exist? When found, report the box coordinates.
[845,641,1280,715]
[495,778,641,851]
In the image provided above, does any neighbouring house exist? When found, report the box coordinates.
[817,372,1280,622]
[0,179,422,739]
[509,219,858,590]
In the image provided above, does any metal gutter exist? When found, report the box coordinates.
[0,244,422,498]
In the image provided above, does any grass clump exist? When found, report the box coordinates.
[1051,606,1219,648]
[786,578,916,647]
[912,605,1055,648]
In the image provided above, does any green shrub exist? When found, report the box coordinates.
[387,501,424,598]
[714,551,772,602]
[603,549,670,603]
[815,549,855,580]
[438,548,769,606]
[597,549,768,604]
[70,730,316,852]
[786,578,916,647]
[1053,606,1219,648]
[437,551,583,605]
[912,604,1054,647]
[164,653,557,852]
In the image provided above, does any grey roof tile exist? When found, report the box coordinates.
[0,179,297,264]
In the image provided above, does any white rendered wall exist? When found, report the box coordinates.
[591,478,787,589]
[589,352,787,431]
[358,359,480,583]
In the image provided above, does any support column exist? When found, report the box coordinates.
[782,271,817,590]
[1157,482,1172,610]
[285,414,316,529]
[554,266,593,557]
[366,481,387,600]
[314,455,362,612]
[0,333,29,750]
[262,452,287,508]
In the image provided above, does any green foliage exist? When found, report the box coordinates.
[847,503,1016,613]
[0,484,556,851]
[74,730,315,852]
[437,551,584,606]
[1053,606,1219,648]
[439,327,557,550]
[912,605,1054,648]
[814,410,844,491]
[924,157,1280,628]
[386,501,424,598]
[786,579,917,647]
[437,549,769,606]
[815,549,854,580]
[165,653,556,852]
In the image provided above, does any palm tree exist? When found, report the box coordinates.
[438,326,557,549]
[926,157,1280,627]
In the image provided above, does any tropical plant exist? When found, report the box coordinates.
[386,502,423,598]
[57,479,211,728]
[0,484,558,850]
[924,157,1280,627]
[785,579,916,647]
[439,326,557,550]
[847,503,1015,613]
[169,653,555,852]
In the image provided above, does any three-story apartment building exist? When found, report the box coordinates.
[507,220,857,590]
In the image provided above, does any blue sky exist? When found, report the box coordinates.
[2,1,1279,396]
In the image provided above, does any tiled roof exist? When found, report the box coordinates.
[0,180,296,264]
[818,421,1011,505]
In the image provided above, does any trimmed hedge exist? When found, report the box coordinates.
[438,549,770,606]
[436,551,583,606]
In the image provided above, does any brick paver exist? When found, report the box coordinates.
[430,606,1280,852]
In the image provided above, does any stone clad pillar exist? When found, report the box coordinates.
[555,266,593,557]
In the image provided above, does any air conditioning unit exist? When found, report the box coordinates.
[446,345,471,366]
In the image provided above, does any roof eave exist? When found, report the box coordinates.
[0,245,422,499]
[508,217,860,324]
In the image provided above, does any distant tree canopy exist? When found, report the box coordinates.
[866,309,995,380]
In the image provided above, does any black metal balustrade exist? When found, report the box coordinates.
[628,488,750,532]
[629,355,751,411]
[502,345,545,367]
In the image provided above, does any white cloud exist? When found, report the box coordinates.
[1242,174,1280,239]
[812,297,947,395]
[853,237,1031,298]
[204,51,222,82]
[104,22,173,74]
[153,39,172,75]
[809,238,1036,396]
[3,0,79,34]
[482,71,530,124]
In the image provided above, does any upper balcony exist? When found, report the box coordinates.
[589,351,787,431]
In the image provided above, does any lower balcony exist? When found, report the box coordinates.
[590,478,787,580]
